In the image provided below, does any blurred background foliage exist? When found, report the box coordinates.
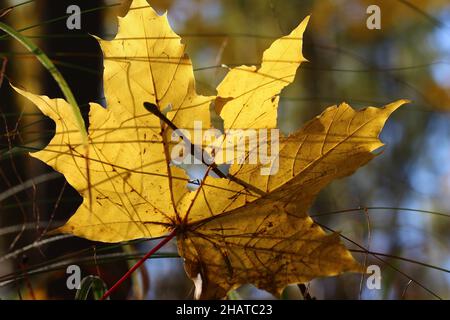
[0,0,450,299]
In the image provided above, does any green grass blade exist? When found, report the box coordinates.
[75,275,109,300]
[0,21,88,144]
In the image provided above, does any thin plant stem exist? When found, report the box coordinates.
[100,229,178,300]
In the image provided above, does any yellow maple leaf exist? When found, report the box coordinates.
[216,16,309,130]
[13,0,407,299]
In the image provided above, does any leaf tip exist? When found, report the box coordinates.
[45,227,64,237]
[386,99,410,110]
[303,15,311,25]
